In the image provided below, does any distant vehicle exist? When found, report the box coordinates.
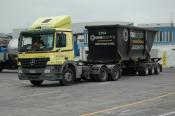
[18,16,162,86]
[0,38,18,72]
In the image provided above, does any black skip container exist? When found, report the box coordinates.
[85,25,157,64]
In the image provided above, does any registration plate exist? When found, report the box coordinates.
[29,70,36,73]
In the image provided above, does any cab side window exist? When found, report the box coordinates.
[56,33,66,47]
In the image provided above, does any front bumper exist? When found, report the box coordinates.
[18,65,63,81]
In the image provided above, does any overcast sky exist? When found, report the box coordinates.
[0,0,175,33]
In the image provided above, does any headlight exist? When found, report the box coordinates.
[44,69,51,73]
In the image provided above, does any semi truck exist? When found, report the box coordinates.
[18,16,161,86]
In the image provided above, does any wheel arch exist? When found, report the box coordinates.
[62,61,76,79]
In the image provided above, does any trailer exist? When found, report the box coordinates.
[18,16,161,86]
[86,25,161,77]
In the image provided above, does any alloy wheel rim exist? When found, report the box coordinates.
[64,71,72,81]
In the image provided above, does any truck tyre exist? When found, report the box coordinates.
[109,66,120,81]
[96,66,108,82]
[149,65,155,75]
[143,65,149,76]
[60,67,74,86]
[159,64,162,72]
[30,80,43,86]
[154,64,160,74]
[139,65,149,76]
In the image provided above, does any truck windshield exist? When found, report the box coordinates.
[19,34,54,52]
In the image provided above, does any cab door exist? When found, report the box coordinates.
[56,32,74,62]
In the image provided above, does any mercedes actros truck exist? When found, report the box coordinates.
[18,16,161,86]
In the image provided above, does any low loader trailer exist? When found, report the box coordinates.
[18,16,161,86]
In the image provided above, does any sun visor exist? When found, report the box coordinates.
[31,16,71,29]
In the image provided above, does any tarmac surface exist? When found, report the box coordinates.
[0,68,174,116]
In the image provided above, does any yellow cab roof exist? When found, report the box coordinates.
[31,16,72,29]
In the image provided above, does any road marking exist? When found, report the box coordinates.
[81,91,175,116]
[159,111,175,116]
[19,91,61,98]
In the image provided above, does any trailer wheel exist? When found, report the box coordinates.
[149,65,155,75]
[109,66,120,81]
[159,64,163,72]
[154,64,160,74]
[143,66,149,76]
[30,80,43,86]
[60,67,74,86]
[97,66,108,82]
[139,65,149,76]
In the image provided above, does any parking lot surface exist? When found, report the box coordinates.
[0,68,175,116]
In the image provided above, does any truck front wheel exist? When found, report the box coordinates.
[30,80,43,86]
[60,67,74,86]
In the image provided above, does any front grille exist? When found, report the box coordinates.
[19,58,50,68]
